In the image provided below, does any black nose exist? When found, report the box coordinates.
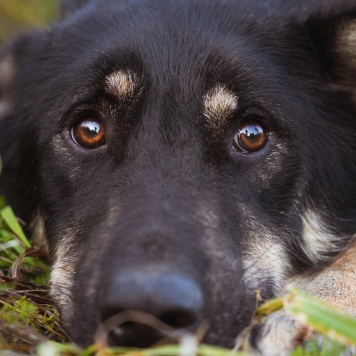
[101,268,204,347]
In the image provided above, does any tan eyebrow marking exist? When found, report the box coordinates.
[203,85,238,127]
[105,70,138,101]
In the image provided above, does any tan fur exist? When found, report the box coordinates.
[239,241,356,355]
[288,240,356,315]
[105,70,138,101]
[49,223,83,324]
[50,202,121,324]
[203,85,238,127]
[50,244,76,323]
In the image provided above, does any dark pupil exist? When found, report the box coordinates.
[241,124,263,141]
[81,121,101,137]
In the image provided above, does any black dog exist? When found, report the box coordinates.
[0,0,355,353]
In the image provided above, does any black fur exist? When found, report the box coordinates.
[0,0,355,348]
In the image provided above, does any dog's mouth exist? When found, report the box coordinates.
[108,323,164,348]
[95,310,202,349]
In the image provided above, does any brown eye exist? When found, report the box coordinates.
[234,120,268,153]
[72,118,106,148]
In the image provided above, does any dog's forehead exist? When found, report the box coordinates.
[56,0,268,83]
[104,65,238,124]
[40,0,307,135]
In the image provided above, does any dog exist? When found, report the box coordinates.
[0,0,355,354]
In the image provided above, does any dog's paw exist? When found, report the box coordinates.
[236,311,312,356]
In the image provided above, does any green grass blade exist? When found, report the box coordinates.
[0,206,31,248]
[256,297,283,315]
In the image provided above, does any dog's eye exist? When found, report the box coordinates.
[72,118,106,148]
[233,120,268,153]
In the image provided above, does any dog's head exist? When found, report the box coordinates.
[0,0,355,348]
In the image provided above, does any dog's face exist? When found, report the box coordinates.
[0,0,355,348]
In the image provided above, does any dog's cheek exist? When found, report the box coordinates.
[50,253,76,325]
[62,220,118,346]
[241,231,290,299]
[300,209,352,265]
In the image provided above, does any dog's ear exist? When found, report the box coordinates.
[299,1,356,103]
[0,46,18,205]
[0,32,44,132]
[0,43,17,148]
[60,0,92,18]
[0,33,46,217]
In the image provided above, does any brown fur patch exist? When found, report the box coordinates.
[288,239,356,315]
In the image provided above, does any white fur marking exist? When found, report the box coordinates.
[203,85,238,126]
[50,240,77,322]
[105,70,138,100]
[301,210,338,262]
[236,311,312,355]
[243,238,287,293]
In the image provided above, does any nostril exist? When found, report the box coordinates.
[160,309,197,328]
